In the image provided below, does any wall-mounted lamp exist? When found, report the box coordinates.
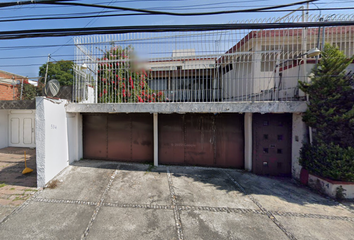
[81,63,88,70]
[296,47,321,59]
[306,48,321,58]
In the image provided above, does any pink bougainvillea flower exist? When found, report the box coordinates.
[137,96,144,102]
[103,89,107,94]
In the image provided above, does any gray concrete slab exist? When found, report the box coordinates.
[66,101,307,114]
[169,166,258,209]
[0,206,15,223]
[227,170,354,217]
[105,164,171,205]
[180,210,288,240]
[87,206,177,240]
[0,201,94,240]
[38,165,115,202]
[275,216,354,240]
[2,161,353,240]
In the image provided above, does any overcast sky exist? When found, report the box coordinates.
[0,0,352,78]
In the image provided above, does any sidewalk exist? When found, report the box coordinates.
[0,147,38,221]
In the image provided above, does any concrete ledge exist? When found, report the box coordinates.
[66,101,307,113]
[308,174,354,199]
[0,100,35,110]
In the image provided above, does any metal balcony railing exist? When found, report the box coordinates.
[73,13,354,103]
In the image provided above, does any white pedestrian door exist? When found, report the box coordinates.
[9,113,35,148]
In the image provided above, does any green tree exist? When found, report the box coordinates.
[299,44,354,181]
[16,83,37,100]
[39,60,73,86]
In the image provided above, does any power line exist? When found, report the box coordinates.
[0,54,73,60]
[1,7,354,23]
[0,0,317,16]
[36,0,317,16]
[1,21,354,40]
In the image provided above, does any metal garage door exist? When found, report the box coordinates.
[83,113,153,163]
[159,113,244,168]
[252,113,292,176]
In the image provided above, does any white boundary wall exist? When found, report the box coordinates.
[36,97,83,187]
[0,110,8,149]
[292,113,308,180]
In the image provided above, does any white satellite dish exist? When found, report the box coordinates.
[44,79,60,97]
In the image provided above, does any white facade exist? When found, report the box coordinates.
[0,109,36,149]
[221,26,354,101]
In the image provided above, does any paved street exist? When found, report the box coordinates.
[0,160,354,240]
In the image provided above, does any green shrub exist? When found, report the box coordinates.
[300,142,354,182]
[299,44,354,181]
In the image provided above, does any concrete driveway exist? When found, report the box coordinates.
[0,160,353,240]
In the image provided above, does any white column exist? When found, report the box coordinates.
[292,113,308,180]
[244,113,253,171]
[153,113,158,166]
[78,113,83,160]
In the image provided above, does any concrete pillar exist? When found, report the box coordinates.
[244,113,253,171]
[292,113,308,180]
[78,113,83,160]
[153,113,158,166]
[36,97,46,188]
[35,97,69,188]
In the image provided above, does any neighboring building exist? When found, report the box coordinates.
[0,70,29,101]
[219,26,354,101]
[145,49,217,102]
[0,71,35,149]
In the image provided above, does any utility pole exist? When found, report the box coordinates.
[44,54,51,85]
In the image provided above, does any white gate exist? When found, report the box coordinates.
[9,110,35,148]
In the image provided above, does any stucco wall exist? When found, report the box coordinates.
[67,112,83,164]
[0,110,8,149]
[36,97,69,187]
[292,113,308,180]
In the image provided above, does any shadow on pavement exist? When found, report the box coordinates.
[71,159,351,211]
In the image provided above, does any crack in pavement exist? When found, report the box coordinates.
[81,167,119,240]
[167,167,184,240]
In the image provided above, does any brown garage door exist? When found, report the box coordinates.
[83,113,153,163]
[252,113,292,176]
[159,113,244,168]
